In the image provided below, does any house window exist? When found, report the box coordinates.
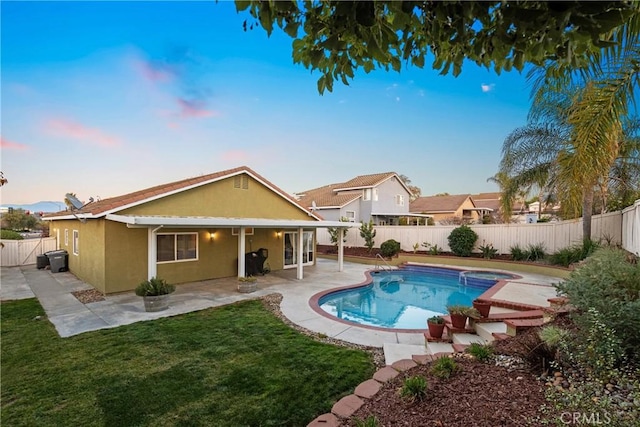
[157,233,198,263]
[345,211,356,222]
[64,229,69,246]
[363,188,371,201]
[373,188,379,201]
[231,227,254,236]
[72,230,79,255]
[395,195,405,206]
[284,231,314,268]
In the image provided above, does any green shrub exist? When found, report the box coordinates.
[422,242,441,255]
[1,230,24,240]
[548,239,600,267]
[524,243,546,261]
[555,248,640,364]
[430,356,459,379]
[359,220,376,253]
[399,376,427,402]
[353,416,380,427]
[380,239,401,257]
[510,244,526,261]
[447,225,478,257]
[134,277,175,296]
[478,241,498,259]
[465,343,493,362]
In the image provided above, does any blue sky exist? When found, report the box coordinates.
[1,1,533,205]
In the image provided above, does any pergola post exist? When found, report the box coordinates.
[238,226,246,277]
[296,227,304,280]
[337,228,344,272]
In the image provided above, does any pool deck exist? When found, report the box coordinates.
[1,258,562,364]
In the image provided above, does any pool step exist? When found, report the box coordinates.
[383,343,427,365]
[426,341,455,355]
[452,333,488,346]
[474,322,507,342]
[504,318,546,336]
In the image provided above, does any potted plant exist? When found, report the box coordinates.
[135,277,175,312]
[447,305,471,329]
[473,299,491,318]
[237,276,258,293]
[427,315,445,339]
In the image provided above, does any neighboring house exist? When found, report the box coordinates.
[296,172,429,225]
[410,194,485,224]
[472,192,530,222]
[45,166,356,294]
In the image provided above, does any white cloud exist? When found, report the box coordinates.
[481,83,495,93]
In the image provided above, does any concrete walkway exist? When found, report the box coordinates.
[0,258,561,364]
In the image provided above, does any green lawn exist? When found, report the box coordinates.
[1,298,375,426]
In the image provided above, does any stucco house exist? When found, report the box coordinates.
[45,166,357,294]
[410,194,488,224]
[295,172,429,225]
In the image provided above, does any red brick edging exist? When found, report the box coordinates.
[307,354,450,426]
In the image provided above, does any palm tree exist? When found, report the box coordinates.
[499,82,639,241]
[512,17,640,241]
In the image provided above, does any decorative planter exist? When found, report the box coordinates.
[449,313,468,329]
[237,280,258,293]
[427,321,445,339]
[143,294,170,312]
[473,300,491,318]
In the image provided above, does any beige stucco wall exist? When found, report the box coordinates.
[49,219,107,292]
[118,174,310,220]
[51,173,316,293]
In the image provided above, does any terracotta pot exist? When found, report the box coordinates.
[449,313,468,329]
[473,301,491,318]
[427,321,445,339]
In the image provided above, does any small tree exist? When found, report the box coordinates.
[327,217,349,246]
[447,225,478,257]
[359,220,376,253]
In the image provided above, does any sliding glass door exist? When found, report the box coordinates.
[284,231,314,268]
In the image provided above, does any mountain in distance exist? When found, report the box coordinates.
[1,201,67,213]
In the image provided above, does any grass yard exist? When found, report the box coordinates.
[1,298,375,426]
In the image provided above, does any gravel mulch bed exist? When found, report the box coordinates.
[71,289,105,303]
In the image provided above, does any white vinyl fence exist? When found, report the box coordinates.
[0,237,58,267]
[622,200,640,256]
[318,209,632,255]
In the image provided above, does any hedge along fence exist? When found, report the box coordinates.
[316,210,625,255]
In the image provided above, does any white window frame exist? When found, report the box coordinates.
[395,194,405,206]
[363,188,371,201]
[345,211,356,222]
[373,188,379,201]
[72,230,79,255]
[156,232,198,264]
[64,229,69,246]
[283,231,314,269]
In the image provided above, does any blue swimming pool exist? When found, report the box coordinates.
[318,266,502,330]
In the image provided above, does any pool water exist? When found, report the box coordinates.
[318,267,498,330]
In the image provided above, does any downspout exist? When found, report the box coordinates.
[148,225,163,279]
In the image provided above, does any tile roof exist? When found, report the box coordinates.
[296,184,361,209]
[296,172,401,209]
[334,172,397,190]
[46,166,315,218]
[410,194,474,213]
